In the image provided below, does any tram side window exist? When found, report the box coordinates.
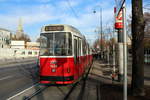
[68,33,72,55]
[78,39,81,56]
[82,40,86,55]
[74,39,77,63]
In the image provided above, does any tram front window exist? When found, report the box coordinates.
[40,32,72,56]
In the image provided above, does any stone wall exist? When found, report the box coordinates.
[0,48,39,59]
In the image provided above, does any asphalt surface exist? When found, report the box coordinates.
[0,59,39,100]
[0,57,149,100]
[31,61,102,100]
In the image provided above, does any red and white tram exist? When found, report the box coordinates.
[39,24,93,84]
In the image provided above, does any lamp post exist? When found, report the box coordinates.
[93,6,103,59]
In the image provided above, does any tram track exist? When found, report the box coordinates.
[64,61,93,100]
[96,84,101,100]
[22,84,49,100]
[6,60,105,100]
[17,83,71,100]
[7,59,95,100]
[19,62,93,100]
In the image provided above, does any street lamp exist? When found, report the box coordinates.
[93,6,103,59]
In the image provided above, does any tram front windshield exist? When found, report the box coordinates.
[40,32,72,56]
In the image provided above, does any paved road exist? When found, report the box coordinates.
[1,58,149,100]
[30,61,102,100]
[0,59,39,100]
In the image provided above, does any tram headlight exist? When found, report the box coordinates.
[52,68,56,72]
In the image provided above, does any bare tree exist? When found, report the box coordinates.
[11,34,31,43]
[36,37,41,43]
[144,12,150,36]
[131,0,145,96]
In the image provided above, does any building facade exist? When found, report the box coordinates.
[11,40,25,49]
[0,28,11,48]
[26,42,40,50]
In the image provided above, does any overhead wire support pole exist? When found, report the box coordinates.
[113,14,116,76]
[122,3,127,100]
[93,5,103,59]
[97,6,103,59]
[100,7,103,59]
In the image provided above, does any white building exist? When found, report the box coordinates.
[26,42,40,50]
[0,28,11,48]
[11,40,25,49]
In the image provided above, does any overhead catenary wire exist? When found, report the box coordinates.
[143,2,150,10]
[143,4,150,10]
[65,0,79,19]
[143,7,150,10]
[65,0,96,44]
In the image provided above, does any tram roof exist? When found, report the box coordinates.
[41,24,81,35]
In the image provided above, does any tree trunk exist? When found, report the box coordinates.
[131,0,145,96]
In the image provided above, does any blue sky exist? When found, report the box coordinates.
[0,0,147,43]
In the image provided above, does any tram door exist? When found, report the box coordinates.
[78,38,82,76]
[74,36,79,78]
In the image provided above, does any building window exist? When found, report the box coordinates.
[34,52,37,55]
[28,51,32,55]
[21,51,25,55]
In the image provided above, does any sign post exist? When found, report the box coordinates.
[122,3,127,100]
[115,0,127,100]
[114,7,124,82]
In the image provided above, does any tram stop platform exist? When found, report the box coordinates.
[86,60,150,100]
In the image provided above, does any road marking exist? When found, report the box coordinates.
[7,83,39,100]
[0,76,13,81]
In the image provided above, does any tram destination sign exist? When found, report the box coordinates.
[116,0,125,15]
[45,26,64,31]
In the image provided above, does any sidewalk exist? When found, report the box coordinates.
[88,60,150,100]
[0,57,38,66]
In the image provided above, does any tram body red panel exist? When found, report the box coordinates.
[40,57,74,76]
[39,57,74,84]
[39,56,88,84]
[39,56,93,84]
